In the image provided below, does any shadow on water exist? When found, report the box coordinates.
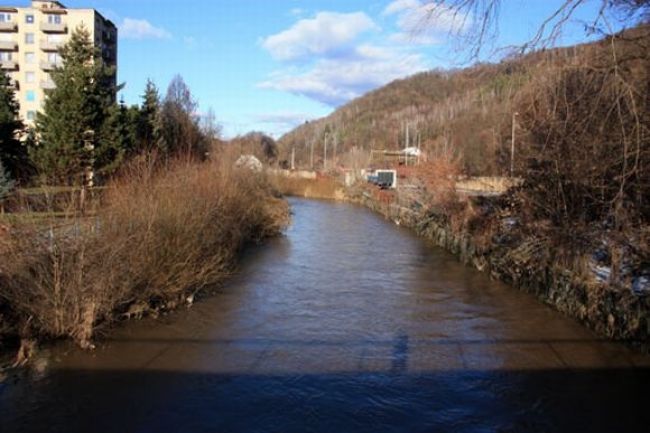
[2,366,650,433]
[2,198,650,433]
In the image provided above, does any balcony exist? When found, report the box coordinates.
[40,60,62,71]
[40,39,64,51]
[40,22,67,33]
[0,40,17,51]
[40,80,56,90]
[0,60,17,70]
[0,22,17,32]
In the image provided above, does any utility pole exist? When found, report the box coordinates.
[291,146,295,170]
[511,112,519,177]
[333,133,337,167]
[406,123,410,148]
[417,131,421,166]
[405,123,410,166]
[323,134,328,171]
[310,138,314,170]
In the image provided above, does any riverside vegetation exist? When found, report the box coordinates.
[0,156,289,357]
[275,22,650,348]
[0,26,289,361]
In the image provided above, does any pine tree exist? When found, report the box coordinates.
[0,159,14,211]
[31,26,122,185]
[98,99,134,175]
[137,79,162,153]
[0,69,27,182]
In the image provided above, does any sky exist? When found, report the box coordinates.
[35,0,623,138]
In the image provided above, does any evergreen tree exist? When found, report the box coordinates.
[0,160,14,211]
[0,69,27,182]
[137,79,162,153]
[98,99,137,174]
[31,26,122,185]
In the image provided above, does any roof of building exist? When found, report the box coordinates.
[32,0,67,8]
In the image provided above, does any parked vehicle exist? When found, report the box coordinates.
[367,170,397,189]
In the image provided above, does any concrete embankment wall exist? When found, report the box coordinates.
[275,175,650,351]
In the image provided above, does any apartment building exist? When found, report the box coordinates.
[0,0,117,124]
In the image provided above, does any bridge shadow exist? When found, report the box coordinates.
[2,331,650,433]
[2,366,650,433]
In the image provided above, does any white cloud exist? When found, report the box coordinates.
[259,49,427,106]
[253,112,314,129]
[389,32,439,45]
[119,18,172,40]
[383,0,471,45]
[261,12,378,61]
[258,7,441,107]
[383,0,421,16]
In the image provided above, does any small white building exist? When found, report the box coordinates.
[235,155,263,172]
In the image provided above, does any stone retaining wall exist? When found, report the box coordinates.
[355,190,650,352]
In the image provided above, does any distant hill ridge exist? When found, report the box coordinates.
[278,28,643,176]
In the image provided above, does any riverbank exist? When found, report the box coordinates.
[271,172,346,201]
[275,175,650,351]
[0,158,289,363]
[3,197,650,433]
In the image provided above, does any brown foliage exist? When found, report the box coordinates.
[415,149,466,225]
[515,28,650,234]
[272,175,344,200]
[0,156,288,347]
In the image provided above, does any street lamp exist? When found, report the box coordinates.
[510,112,519,178]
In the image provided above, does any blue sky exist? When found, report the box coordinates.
[47,0,619,138]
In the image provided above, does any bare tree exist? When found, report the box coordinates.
[421,0,650,57]
[158,75,207,159]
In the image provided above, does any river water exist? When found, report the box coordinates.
[1,198,650,433]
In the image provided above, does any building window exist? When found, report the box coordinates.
[47,52,61,65]
[25,14,34,24]
[26,111,36,121]
[0,52,12,61]
[48,15,62,24]
[25,71,35,83]
[0,13,12,23]
[25,52,35,64]
[26,90,36,102]
[25,33,34,44]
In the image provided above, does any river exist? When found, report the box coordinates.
[1,198,649,433]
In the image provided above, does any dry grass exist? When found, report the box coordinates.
[272,175,346,201]
[415,151,470,229]
[0,155,288,348]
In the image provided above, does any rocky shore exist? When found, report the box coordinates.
[350,187,650,352]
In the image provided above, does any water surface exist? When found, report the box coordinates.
[1,198,649,433]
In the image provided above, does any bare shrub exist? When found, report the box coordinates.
[515,32,650,237]
[416,147,464,219]
[272,175,343,200]
[0,155,288,347]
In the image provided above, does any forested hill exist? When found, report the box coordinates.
[277,29,639,176]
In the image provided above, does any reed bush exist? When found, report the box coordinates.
[0,155,288,348]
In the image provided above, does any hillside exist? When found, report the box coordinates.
[278,30,642,176]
